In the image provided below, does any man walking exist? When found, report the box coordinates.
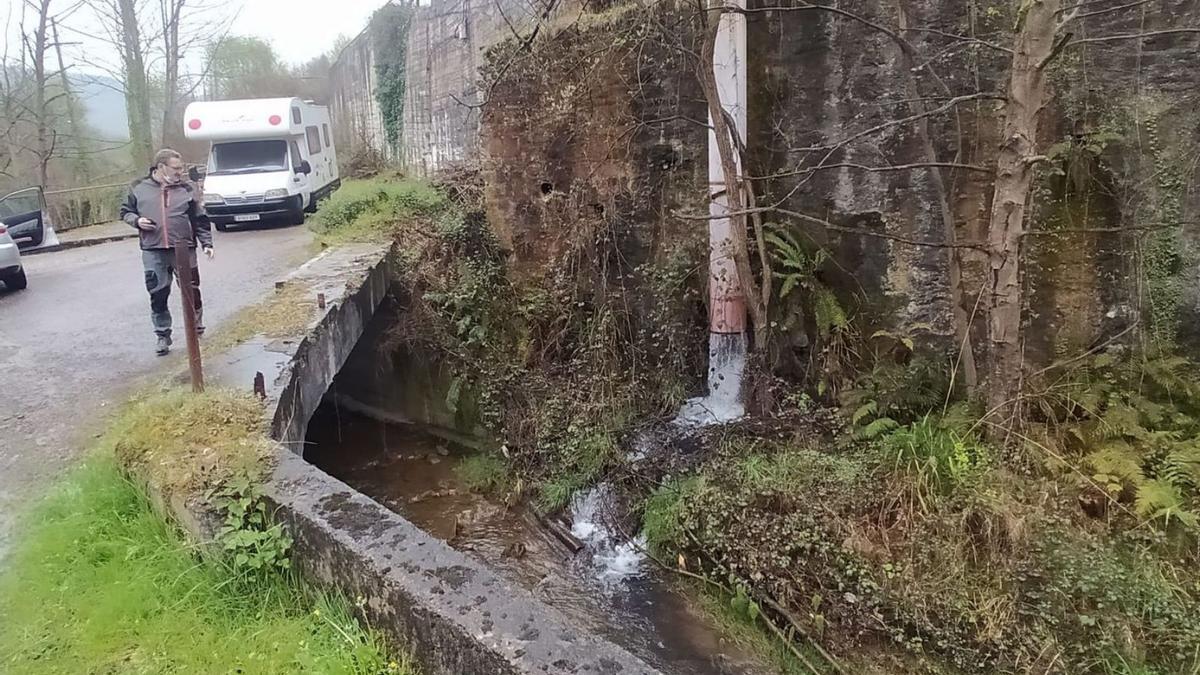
[120,148,214,356]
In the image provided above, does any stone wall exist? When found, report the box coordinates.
[478,8,711,384]
[334,0,1200,365]
[479,0,1200,365]
[401,0,550,174]
[329,22,392,164]
[328,0,566,175]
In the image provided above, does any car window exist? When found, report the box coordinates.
[306,126,322,155]
[0,189,42,219]
[289,140,303,170]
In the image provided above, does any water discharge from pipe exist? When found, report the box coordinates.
[573,0,753,583]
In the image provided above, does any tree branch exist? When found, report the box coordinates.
[1065,28,1200,48]
[676,205,991,250]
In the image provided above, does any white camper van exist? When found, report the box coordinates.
[182,97,339,231]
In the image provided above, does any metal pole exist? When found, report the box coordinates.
[174,241,204,392]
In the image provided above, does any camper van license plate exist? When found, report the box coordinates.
[234,214,260,222]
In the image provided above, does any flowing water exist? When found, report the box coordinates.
[676,333,747,426]
[305,402,769,674]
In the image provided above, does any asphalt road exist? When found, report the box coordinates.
[0,223,314,554]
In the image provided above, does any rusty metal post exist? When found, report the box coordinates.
[174,241,204,392]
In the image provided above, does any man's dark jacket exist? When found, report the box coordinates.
[120,175,213,251]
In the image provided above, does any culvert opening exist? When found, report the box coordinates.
[539,181,554,196]
[302,295,767,675]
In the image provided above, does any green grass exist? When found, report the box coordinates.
[311,176,445,245]
[693,585,826,675]
[107,388,272,497]
[0,458,417,674]
[642,476,703,555]
[455,453,511,495]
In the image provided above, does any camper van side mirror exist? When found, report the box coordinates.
[297,160,312,175]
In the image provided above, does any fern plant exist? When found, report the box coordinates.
[841,356,953,439]
[765,224,846,339]
[1041,349,1200,532]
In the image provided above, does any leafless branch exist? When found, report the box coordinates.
[745,161,991,181]
[1065,28,1200,48]
[677,204,991,250]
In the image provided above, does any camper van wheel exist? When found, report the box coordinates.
[289,196,306,225]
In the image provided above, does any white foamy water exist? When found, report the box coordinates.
[569,484,647,585]
[675,332,746,427]
[567,333,746,588]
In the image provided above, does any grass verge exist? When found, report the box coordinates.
[0,458,416,674]
[310,175,445,246]
[109,387,272,496]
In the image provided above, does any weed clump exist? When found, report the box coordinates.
[311,175,445,245]
[107,388,272,497]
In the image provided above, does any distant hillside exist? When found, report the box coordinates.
[72,73,128,141]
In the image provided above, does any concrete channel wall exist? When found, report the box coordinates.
[197,243,659,675]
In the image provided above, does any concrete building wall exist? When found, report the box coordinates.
[328,0,557,175]
[401,0,547,175]
[329,23,392,164]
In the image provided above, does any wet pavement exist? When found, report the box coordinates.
[0,223,315,555]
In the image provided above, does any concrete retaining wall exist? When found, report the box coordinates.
[197,242,659,675]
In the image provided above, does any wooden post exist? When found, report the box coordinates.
[174,241,204,392]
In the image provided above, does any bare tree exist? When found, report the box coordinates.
[113,0,153,166]
[25,0,57,186]
[158,0,233,147]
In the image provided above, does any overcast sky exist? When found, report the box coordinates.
[2,0,389,75]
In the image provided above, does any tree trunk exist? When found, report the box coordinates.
[160,0,183,148]
[32,0,52,187]
[117,0,154,167]
[984,0,1061,424]
[52,18,89,182]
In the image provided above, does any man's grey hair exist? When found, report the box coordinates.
[154,148,182,166]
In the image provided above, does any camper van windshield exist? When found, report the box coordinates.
[210,140,289,175]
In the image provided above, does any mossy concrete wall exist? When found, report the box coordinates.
[164,243,660,675]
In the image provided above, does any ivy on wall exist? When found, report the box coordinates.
[371,3,414,153]
[1142,108,1189,346]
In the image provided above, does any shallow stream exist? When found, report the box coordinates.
[304,402,770,674]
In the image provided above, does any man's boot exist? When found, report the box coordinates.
[156,333,172,356]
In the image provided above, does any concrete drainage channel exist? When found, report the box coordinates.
[183,242,662,675]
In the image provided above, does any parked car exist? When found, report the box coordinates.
[0,186,49,249]
[0,220,27,291]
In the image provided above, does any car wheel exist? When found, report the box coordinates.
[290,196,306,225]
[5,268,27,290]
